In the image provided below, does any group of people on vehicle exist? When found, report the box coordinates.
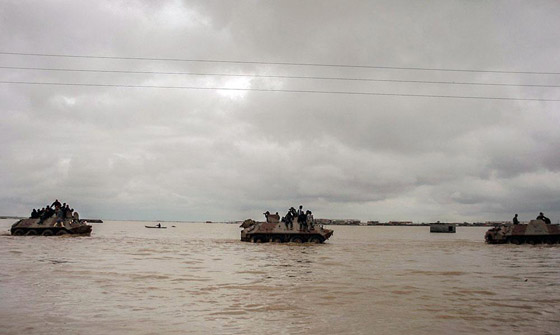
[281,205,314,231]
[513,212,551,224]
[30,199,78,225]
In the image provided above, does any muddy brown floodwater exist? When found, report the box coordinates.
[1,220,559,334]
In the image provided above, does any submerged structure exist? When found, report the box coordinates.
[430,222,456,233]
[11,215,92,236]
[485,219,560,244]
[240,211,333,243]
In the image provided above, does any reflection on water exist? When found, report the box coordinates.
[0,220,559,334]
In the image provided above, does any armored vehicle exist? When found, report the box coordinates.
[11,216,92,236]
[240,212,333,243]
[485,219,560,244]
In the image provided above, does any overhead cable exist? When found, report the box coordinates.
[1,51,559,75]
[1,66,559,88]
[1,80,558,102]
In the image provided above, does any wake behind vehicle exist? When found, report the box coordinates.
[240,211,333,243]
[485,219,560,244]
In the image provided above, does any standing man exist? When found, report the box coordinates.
[306,210,314,230]
[513,214,519,225]
[298,205,306,231]
[55,205,65,227]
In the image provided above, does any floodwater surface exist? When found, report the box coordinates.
[0,220,559,334]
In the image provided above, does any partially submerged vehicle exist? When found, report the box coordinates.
[11,216,92,236]
[485,219,560,244]
[240,212,333,243]
[430,222,456,233]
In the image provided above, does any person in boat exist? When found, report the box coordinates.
[537,212,551,224]
[157,223,161,228]
[513,214,519,225]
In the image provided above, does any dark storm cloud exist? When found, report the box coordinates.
[1,0,559,222]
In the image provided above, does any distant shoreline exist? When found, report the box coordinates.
[0,217,529,227]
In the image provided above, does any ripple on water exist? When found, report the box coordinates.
[0,222,559,335]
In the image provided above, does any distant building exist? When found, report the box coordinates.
[486,221,509,226]
[320,219,361,225]
[315,218,332,225]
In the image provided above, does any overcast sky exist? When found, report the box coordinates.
[1,0,559,222]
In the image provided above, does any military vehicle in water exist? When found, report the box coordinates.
[240,211,333,243]
[485,219,560,244]
[11,216,93,236]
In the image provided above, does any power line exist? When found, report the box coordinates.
[2,80,558,102]
[1,51,559,75]
[1,66,559,88]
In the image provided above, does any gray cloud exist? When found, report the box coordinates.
[1,0,559,223]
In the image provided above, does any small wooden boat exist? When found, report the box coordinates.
[145,225,167,229]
